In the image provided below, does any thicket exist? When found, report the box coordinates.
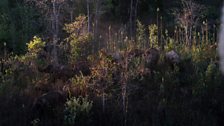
[0,0,224,126]
[0,14,223,126]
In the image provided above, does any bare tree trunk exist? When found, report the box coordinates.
[184,26,189,46]
[70,10,73,22]
[218,5,224,74]
[87,0,90,33]
[134,0,139,22]
[52,0,58,65]
[122,56,129,126]
[189,26,192,47]
[26,0,66,64]
[156,8,162,49]
[160,16,164,49]
[94,0,99,39]
[129,0,133,41]
[94,0,100,52]
[134,0,139,42]
[205,20,209,44]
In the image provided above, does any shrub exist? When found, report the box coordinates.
[148,24,159,48]
[27,36,45,56]
[64,15,93,64]
[64,96,93,126]
[71,74,91,96]
[136,20,146,49]
[164,38,176,52]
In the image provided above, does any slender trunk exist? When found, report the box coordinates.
[193,27,196,46]
[134,0,139,42]
[70,10,73,22]
[205,20,209,44]
[122,57,129,126]
[218,5,224,74]
[157,8,160,47]
[52,0,58,65]
[129,0,133,41]
[185,26,189,46]
[189,26,192,47]
[202,25,204,45]
[95,0,99,39]
[160,16,163,49]
[108,26,111,51]
[94,0,100,52]
[87,0,90,33]
[213,25,216,43]
[56,15,59,37]
[134,0,139,22]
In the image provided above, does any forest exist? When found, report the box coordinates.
[0,0,224,126]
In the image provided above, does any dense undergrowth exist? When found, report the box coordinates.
[0,15,223,126]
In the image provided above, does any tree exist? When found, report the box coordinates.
[218,5,224,74]
[26,0,68,65]
[66,0,76,22]
[129,0,139,41]
[94,0,100,39]
[64,15,92,63]
[87,0,90,33]
[174,0,204,47]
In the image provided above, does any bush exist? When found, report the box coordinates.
[64,96,93,126]
[148,24,159,48]
[64,15,93,64]
[136,20,146,49]
[27,36,45,56]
